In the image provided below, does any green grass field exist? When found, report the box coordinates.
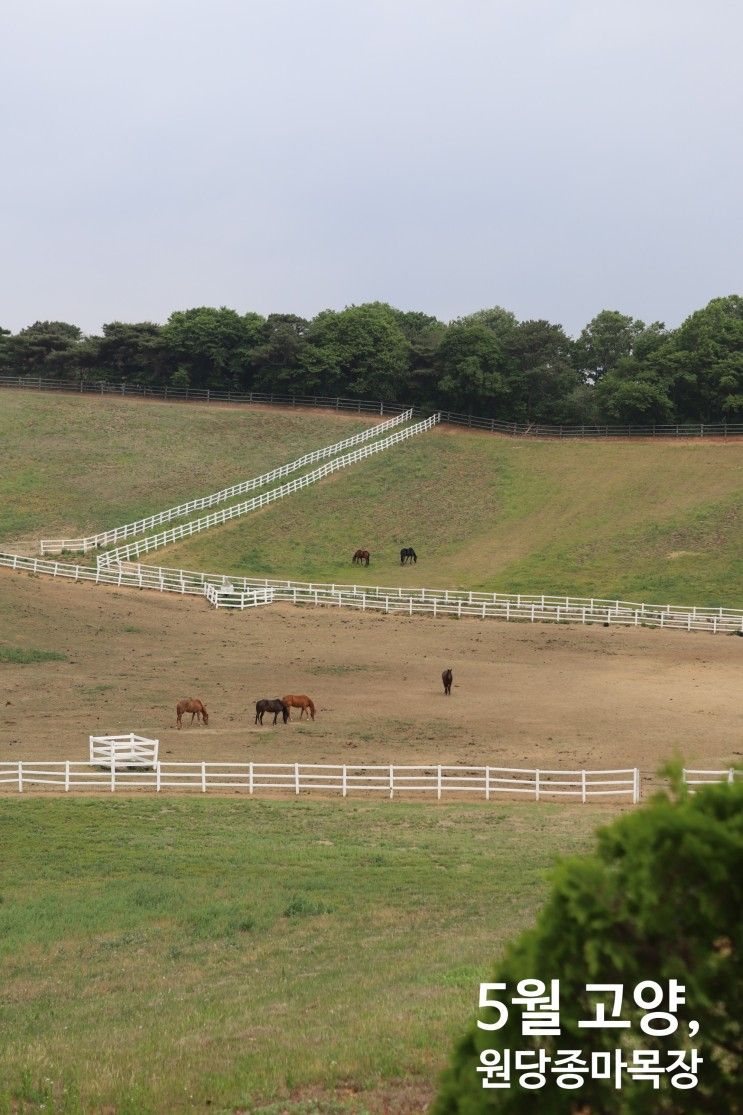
[0,798,607,1114]
[0,392,374,545]
[165,429,743,607]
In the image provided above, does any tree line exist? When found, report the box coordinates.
[2,295,742,424]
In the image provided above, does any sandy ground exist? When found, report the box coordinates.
[2,569,741,797]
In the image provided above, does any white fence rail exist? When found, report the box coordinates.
[203,583,274,609]
[2,550,743,635]
[0,761,640,801]
[95,413,440,568]
[683,767,742,790]
[89,734,159,767]
[39,410,413,554]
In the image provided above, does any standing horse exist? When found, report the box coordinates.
[442,669,453,696]
[255,698,289,725]
[352,549,370,566]
[400,547,417,564]
[176,698,209,728]
[282,694,316,721]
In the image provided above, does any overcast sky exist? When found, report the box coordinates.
[1,0,741,337]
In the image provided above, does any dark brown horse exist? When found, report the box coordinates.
[255,698,289,725]
[176,698,209,728]
[400,547,417,564]
[442,669,453,696]
[282,694,316,721]
[352,549,370,566]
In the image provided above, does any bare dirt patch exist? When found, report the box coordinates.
[3,571,741,790]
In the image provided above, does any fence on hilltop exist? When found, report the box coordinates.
[0,759,640,802]
[3,374,742,439]
[39,409,413,554]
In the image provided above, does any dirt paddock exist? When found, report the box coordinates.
[1,570,741,794]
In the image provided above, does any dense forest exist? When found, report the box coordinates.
[2,295,742,423]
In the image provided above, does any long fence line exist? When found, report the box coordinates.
[0,760,640,802]
[95,413,440,568]
[4,375,742,439]
[2,551,743,634]
[39,409,413,554]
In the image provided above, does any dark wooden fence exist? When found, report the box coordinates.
[2,375,740,438]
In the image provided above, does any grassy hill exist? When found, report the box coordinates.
[165,429,743,607]
[0,391,374,545]
[4,391,743,605]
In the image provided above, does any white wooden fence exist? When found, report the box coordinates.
[95,413,440,568]
[0,761,639,801]
[89,734,159,767]
[39,410,413,554]
[2,550,743,635]
[683,767,742,790]
[202,583,274,609]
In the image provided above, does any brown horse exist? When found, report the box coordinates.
[352,549,370,566]
[282,694,316,721]
[176,698,209,728]
[442,669,453,696]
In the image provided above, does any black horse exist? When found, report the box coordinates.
[255,698,289,725]
[442,668,453,696]
[400,547,417,564]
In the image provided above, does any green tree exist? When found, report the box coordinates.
[161,307,264,389]
[504,319,580,422]
[435,321,508,413]
[651,297,743,421]
[301,303,410,399]
[435,778,742,1114]
[91,321,166,384]
[4,320,83,377]
[574,310,646,383]
[249,313,310,392]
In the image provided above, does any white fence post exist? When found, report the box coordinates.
[249,762,254,795]
[485,766,491,802]
[535,769,540,802]
[389,764,394,799]
[201,762,206,792]
[581,770,586,804]
[156,763,161,792]
[295,763,300,795]
[111,762,116,793]
[437,764,442,800]
[18,761,23,793]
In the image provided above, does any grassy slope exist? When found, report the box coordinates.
[0,798,604,1114]
[5,391,743,604]
[165,430,743,607]
[0,392,374,545]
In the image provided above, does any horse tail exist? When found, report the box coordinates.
[307,697,315,720]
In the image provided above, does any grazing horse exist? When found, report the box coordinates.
[176,698,209,728]
[282,694,316,721]
[442,669,453,696]
[352,549,370,566]
[255,698,289,725]
[400,547,417,564]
